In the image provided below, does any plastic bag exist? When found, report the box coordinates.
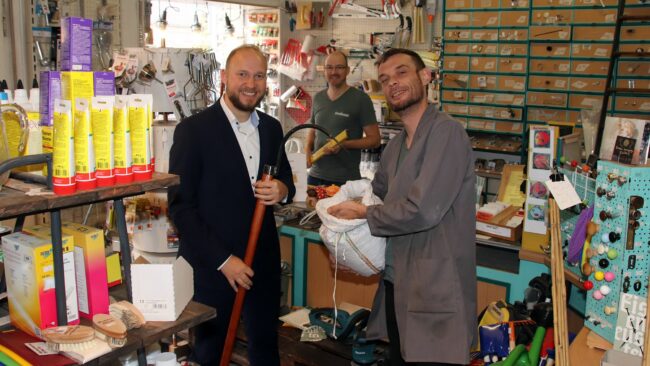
[315,180,385,276]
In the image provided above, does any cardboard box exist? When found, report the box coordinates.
[476,205,524,242]
[131,256,194,321]
[61,222,109,319]
[39,71,61,126]
[2,233,59,336]
[105,252,122,287]
[21,226,80,325]
[93,72,115,96]
[61,72,94,117]
[60,17,93,71]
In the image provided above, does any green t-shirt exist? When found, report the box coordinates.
[309,87,377,183]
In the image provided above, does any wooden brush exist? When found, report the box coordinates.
[109,300,146,330]
[41,325,97,352]
[92,314,128,348]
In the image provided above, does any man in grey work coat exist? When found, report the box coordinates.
[328,48,477,365]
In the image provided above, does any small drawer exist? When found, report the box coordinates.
[442,90,468,103]
[470,57,498,72]
[445,29,471,41]
[470,75,498,90]
[569,77,607,92]
[621,25,650,41]
[528,75,569,91]
[444,43,472,55]
[468,105,523,120]
[530,43,571,58]
[532,0,572,6]
[574,0,617,6]
[472,12,500,27]
[498,76,527,92]
[619,43,650,54]
[469,91,526,106]
[498,29,528,41]
[530,59,571,74]
[442,73,470,89]
[472,44,499,56]
[500,0,530,8]
[571,60,610,75]
[471,29,500,41]
[568,94,606,109]
[442,104,470,115]
[573,26,615,41]
[531,9,572,25]
[446,0,471,9]
[616,79,650,90]
[527,91,568,108]
[530,26,571,41]
[443,56,470,72]
[473,0,501,8]
[571,43,612,58]
[498,58,528,73]
[445,12,471,27]
[617,61,650,77]
[573,9,617,24]
[527,108,570,123]
[615,96,650,113]
[498,43,528,56]
[500,11,529,27]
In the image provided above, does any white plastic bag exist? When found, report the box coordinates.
[285,138,307,202]
[315,180,385,277]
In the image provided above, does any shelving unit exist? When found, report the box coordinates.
[0,154,215,365]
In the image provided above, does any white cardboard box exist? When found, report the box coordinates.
[131,256,194,321]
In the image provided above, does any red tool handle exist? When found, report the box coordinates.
[219,167,276,366]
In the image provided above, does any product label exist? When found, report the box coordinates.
[129,106,150,169]
[113,106,132,173]
[73,108,95,177]
[53,109,74,181]
[91,106,114,172]
[74,247,89,314]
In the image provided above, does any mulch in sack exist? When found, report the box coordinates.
[315,180,385,277]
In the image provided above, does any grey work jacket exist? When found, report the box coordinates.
[366,105,477,364]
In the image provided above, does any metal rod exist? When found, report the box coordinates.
[113,199,133,301]
[50,210,67,325]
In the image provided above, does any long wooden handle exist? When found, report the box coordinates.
[220,171,275,366]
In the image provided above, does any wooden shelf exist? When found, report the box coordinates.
[0,173,179,220]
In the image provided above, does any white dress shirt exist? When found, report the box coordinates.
[217,98,261,270]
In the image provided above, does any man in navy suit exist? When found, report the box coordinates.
[168,45,295,366]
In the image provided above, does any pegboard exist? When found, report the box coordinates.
[583,161,650,347]
[558,167,596,279]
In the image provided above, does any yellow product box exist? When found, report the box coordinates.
[61,71,94,116]
[106,252,122,287]
[61,222,109,318]
[1,232,67,337]
[22,225,80,325]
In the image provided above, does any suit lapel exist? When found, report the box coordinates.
[257,116,269,180]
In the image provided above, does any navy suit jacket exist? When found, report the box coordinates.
[168,101,295,280]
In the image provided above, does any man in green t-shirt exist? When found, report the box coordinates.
[305,51,380,186]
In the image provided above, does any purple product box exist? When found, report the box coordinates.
[61,17,93,71]
[94,72,115,96]
[39,71,61,126]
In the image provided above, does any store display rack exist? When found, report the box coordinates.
[0,153,215,365]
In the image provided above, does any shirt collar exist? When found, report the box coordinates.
[220,97,260,128]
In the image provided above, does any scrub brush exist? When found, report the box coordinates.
[42,325,98,352]
[109,300,146,329]
[93,314,128,348]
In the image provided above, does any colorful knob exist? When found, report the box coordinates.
[596,187,607,197]
[604,272,615,282]
[606,191,616,200]
[582,164,590,173]
[600,285,611,296]
[609,232,621,242]
[582,262,593,276]
[597,244,606,255]
[571,160,578,168]
[583,280,594,290]
[592,290,604,300]
[601,233,610,243]
[599,211,611,221]
[617,176,627,186]
[607,172,618,182]
[560,156,567,164]
[604,306,616,315]
[607,248,618,260]
[599,258,609,269]
[594,271,605,281]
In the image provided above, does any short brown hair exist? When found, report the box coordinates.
[225,44,268,69]
[375,48,426,71]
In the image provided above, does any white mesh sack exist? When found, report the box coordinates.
[315,180,385,277]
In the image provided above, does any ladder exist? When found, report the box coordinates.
[593,0,650,159]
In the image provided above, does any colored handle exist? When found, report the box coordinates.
[220,167,275,366]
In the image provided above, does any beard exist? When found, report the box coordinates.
[227,88,264,112]
[388,85,424,113]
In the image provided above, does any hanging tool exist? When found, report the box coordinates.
[402,16,413,47]
[391,14,405,48]
[219,124,337,366]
